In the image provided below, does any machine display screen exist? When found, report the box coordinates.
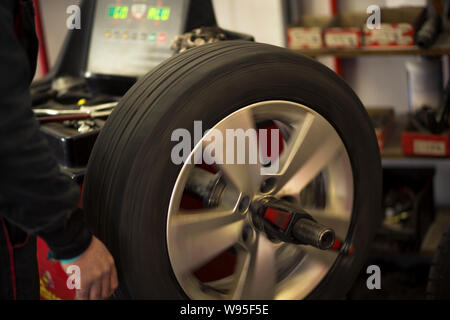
[87,0,187,78]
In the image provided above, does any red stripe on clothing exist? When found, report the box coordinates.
[0,218,18,300]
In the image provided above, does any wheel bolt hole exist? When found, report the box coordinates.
[260,177,277,194]
[241,225,254,245]
[238,196,250,213]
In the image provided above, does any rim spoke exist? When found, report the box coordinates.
[275,244,338,300]
[298,244,339,266]
[206,108,262,196]
[275,113,343,194]
[230,234,277,300]
[171,208,244,275]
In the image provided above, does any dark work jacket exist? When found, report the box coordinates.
[0,0,92,299]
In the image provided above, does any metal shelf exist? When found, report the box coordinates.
[294,34,450,58]
[297,47,450,57]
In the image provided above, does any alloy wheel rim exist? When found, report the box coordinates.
[166,100,354,300]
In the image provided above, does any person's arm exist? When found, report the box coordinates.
[0,0,91,260]
[0,1,117,299]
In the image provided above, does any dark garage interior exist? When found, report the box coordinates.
[0,0,450,304]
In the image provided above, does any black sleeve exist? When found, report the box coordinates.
[0,0,92,260]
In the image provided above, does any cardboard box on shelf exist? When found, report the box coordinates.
[287,15,333,50]
[324,12,367,49]
[364,7,425,48]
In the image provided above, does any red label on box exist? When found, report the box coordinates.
[364,23,414,48]
[402,132,450,157]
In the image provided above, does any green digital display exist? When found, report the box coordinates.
[107,6,170,21]
[107,6,129,19]
[147,7,171,21]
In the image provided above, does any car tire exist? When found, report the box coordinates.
[83,41,382,299]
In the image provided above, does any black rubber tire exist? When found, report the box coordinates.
[427,229,450,299]
[83,41,382,299]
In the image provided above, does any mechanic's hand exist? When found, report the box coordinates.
[61,236,118,300]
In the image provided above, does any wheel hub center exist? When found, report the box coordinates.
[249,197,336,250]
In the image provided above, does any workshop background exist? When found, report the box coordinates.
[33,0,450,300]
